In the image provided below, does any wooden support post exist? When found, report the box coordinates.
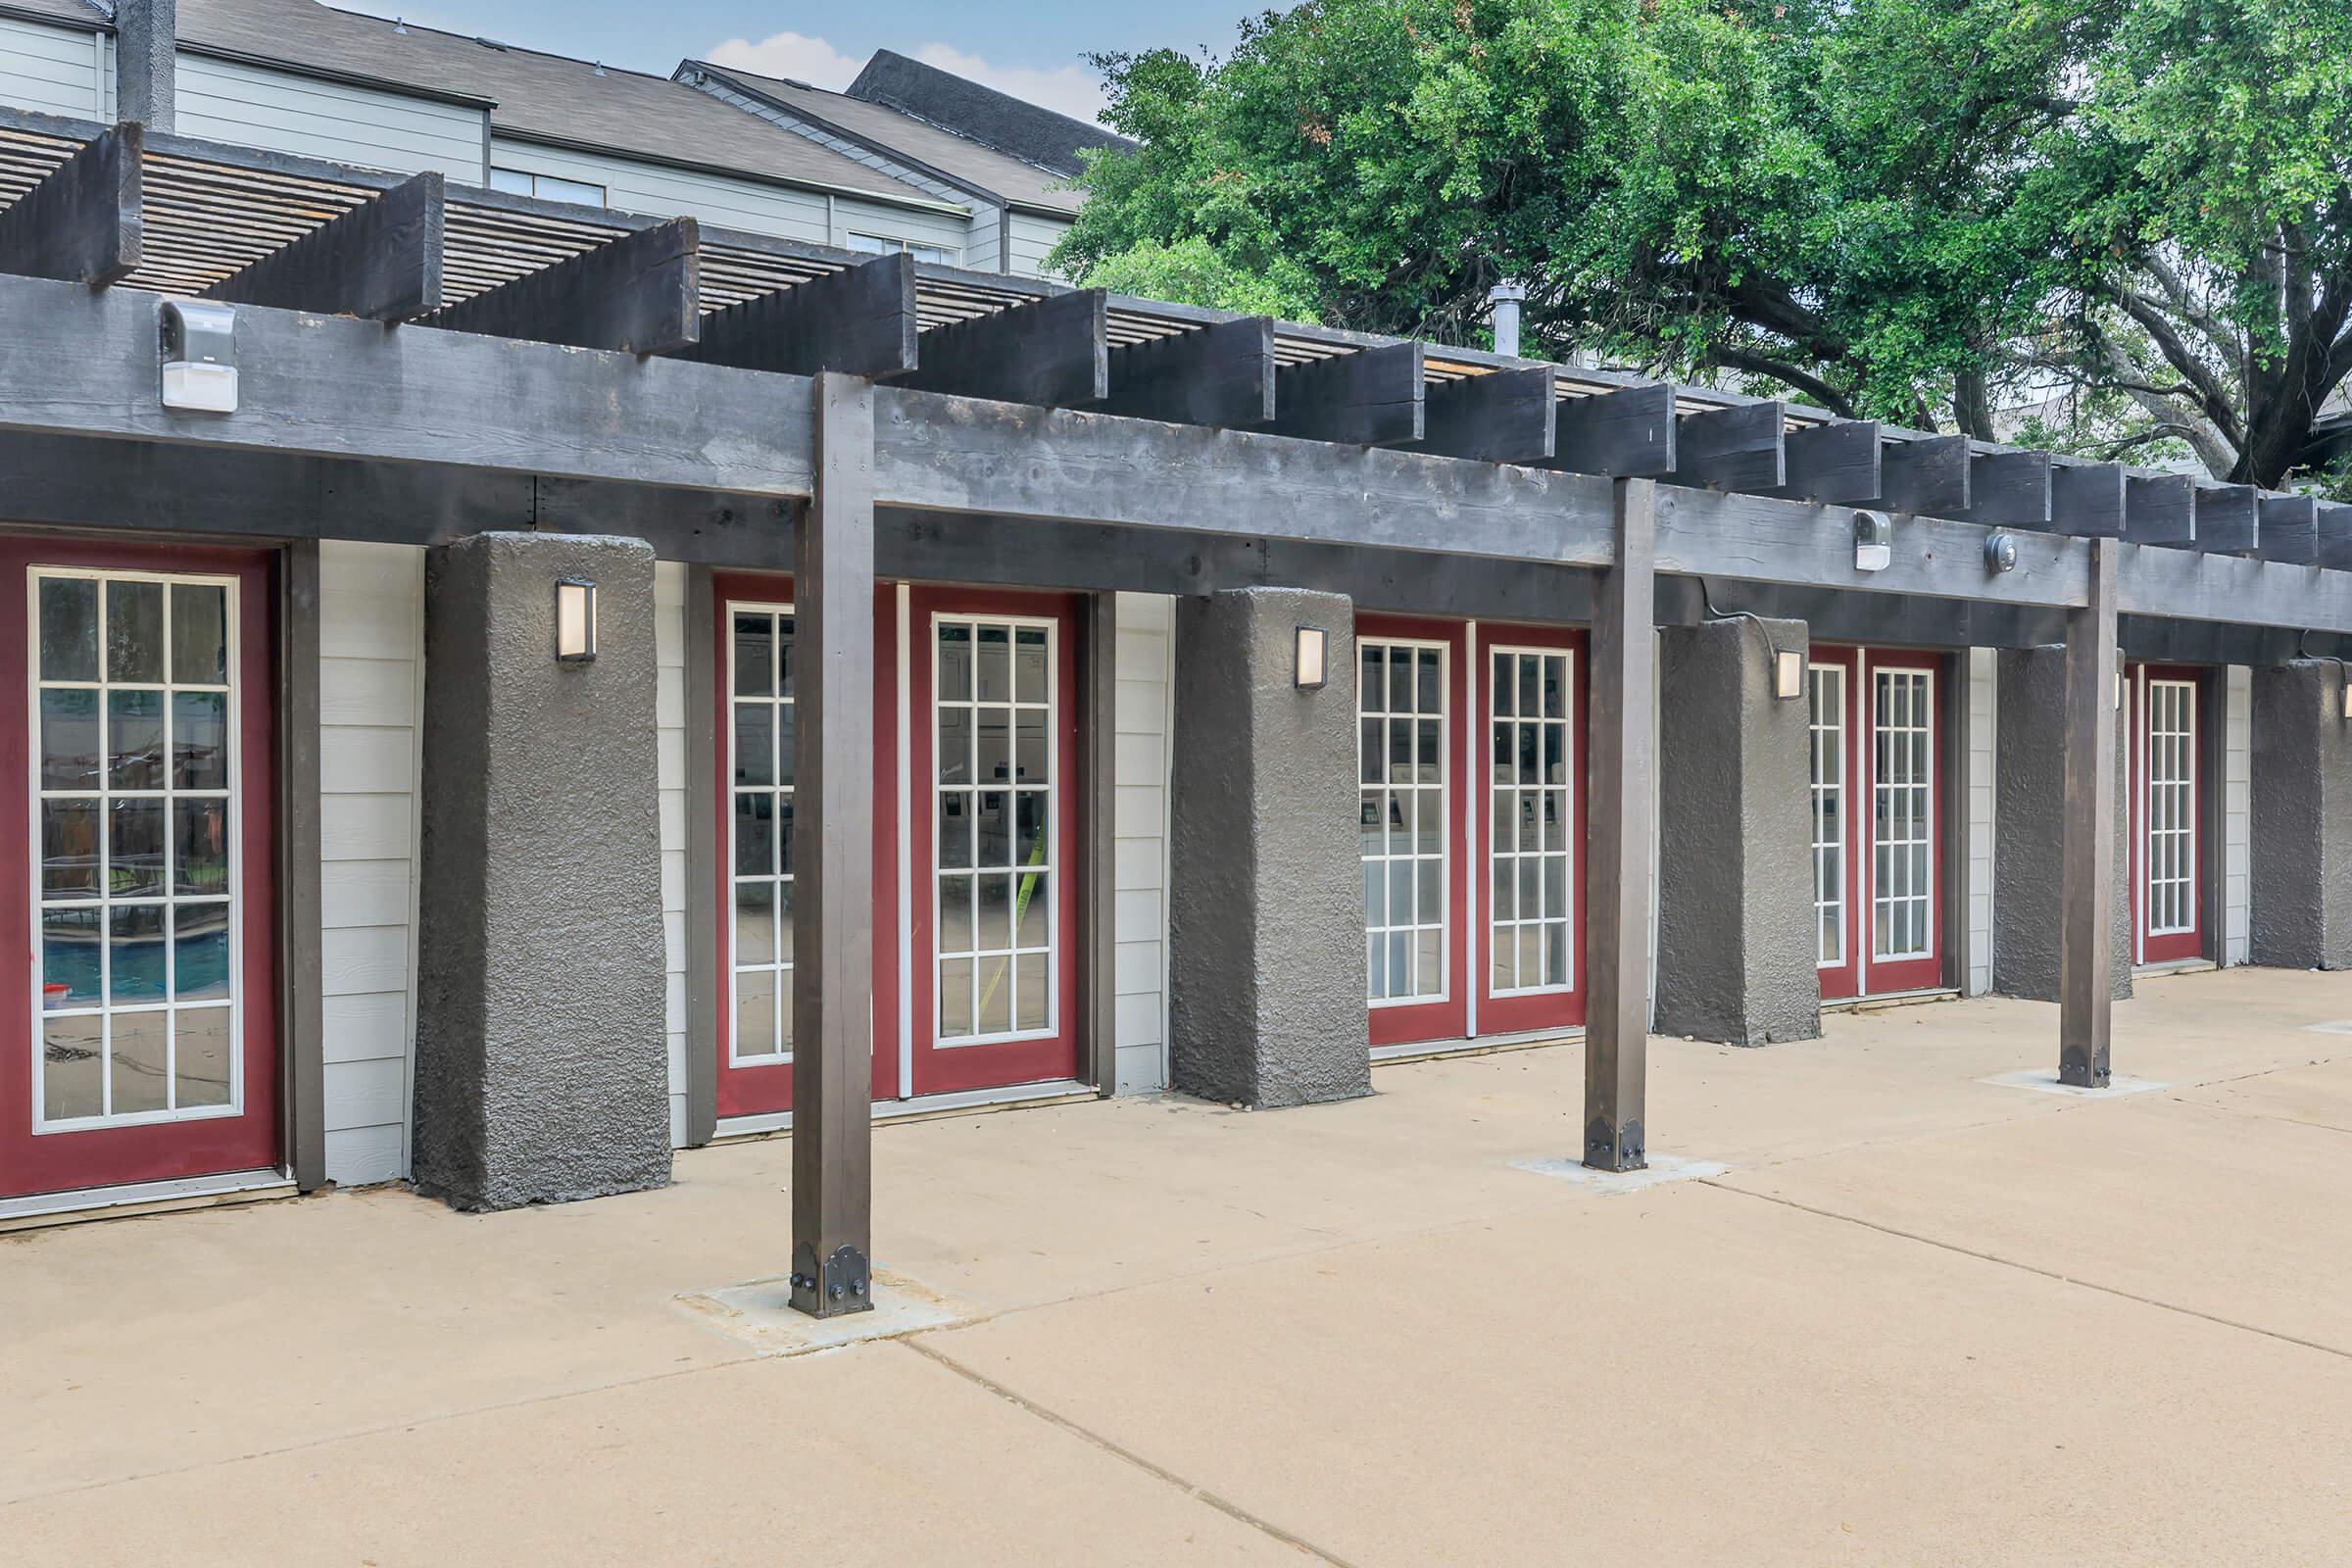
[1548,383,1677,476]
[1876,433,1972,515]
[790,372,877,1318]
[1084,592,1119,1095]
[1409,366,1556,464]
[682,253,918,379]
[2256,494,2320,564]
[2050,461,2127,538]
[1665,401,1785,492]
[426,217,701,354]
[2126,472,2197,546]
[2058,537,2120,1089]
[1269,340,1424,445]
[1101,316,1275,427]
[2194,483,2260,555]
[204,172,444,321]
[2320,503,2352,571]
[1772,419,1882,503]
[1585,477,1655,1171]
[905,288,1107,407]
[1962,450,2053,527]
[0,122,142,285]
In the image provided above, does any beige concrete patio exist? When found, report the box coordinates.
[6,965,2351,1565]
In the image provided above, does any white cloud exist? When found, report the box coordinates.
[704,31,864,90]
[703,31,1105,125]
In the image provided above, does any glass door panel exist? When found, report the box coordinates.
[1475,627,1586,1036]
[2132,665,2204,965]
[1358,615,1469,1047]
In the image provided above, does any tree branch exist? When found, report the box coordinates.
[1702,345,1857,417]
[2114,290,2248,452]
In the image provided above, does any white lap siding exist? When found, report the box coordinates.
[174,55,487,180]
[656,564,690,1145]
[318,543,425,1186]
[0,16,106,119]
[1112,593,1174,1092]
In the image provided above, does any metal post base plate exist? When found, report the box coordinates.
[1583,1117,1647,1174]
[788,1242,874,1318]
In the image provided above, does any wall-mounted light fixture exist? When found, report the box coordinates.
[161,300,238,414]
[2341,673,2352,721]
[1853,509,1893,573]
[1984,533,2019,574]
[1774,648,1805,701]
[555,578,598,662]
[1295,624,1328,690]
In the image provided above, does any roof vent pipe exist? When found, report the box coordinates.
[1488,278,1527,359]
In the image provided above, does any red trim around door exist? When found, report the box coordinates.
[1,539,280,1200]
[905,586,1083,1095]
[1356,614,1471,1049]
[1474,622,1588,1035]
[2130,663,2207,966]
[1815,646,1949,1001]
[709,573,899,1119]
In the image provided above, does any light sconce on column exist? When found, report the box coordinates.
[555,578,598,662]
[1774,648,1805,701]
[1295,624,1328,691]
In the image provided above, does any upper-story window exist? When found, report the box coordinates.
[846,231,953,266]
[489,168,609,208]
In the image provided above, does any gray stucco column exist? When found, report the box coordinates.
[2249,661,2352,969]
[413,533,670,1210]
[115,0,175,131]
[1993,647,2132,1002]
[1168,588,1370,1108]
[1654,617,1820,1045]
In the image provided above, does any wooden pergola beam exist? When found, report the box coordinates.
[2194,483,2260,555]
[2051,461,2127,538]
[1666,400,1785,491]
[1772,419,1882,504]
[1099,316,1275,427]
[2126,472,2197,546]
[1409,366,1556,465]
[2255,493,2320,564]
[1584,477,1655,1172]
[203,172,443,322]
[425,217,702,354]
[904,287,1107,407]
[1875,434,1973,515]
[1961,450,2053,527]
[0,120,141,285]
[1548,383,1677,476]
[2321,503,2352,571]
[1268,340,1424,445]
[680,252,917,379]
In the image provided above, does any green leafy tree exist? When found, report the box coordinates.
[1053,0,2352,489]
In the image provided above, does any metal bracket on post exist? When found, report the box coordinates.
[789,1242,871,1313]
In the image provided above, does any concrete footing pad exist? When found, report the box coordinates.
[1511,1151,1732,1192]
[677,1268,969,1354]
[1980,1069,2169,1099]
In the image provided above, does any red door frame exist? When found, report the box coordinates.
[709,572,900,1118]
[2129,663,2207,966]
[1,539,280,1200]
[1474,622,1589,1034]
[1811,649,1863,1003]
[905,586,1083,1095]
[1815,646,1948,1001]
[1356,614,1472,1048]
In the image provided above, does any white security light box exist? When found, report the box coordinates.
[161,299,238,414]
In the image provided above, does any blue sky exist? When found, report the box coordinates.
[344,1,1267,122]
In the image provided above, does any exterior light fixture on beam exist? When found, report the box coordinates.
[1295,624,1328,690]
[1853,509,1892,572]
[161,300,238,413]
[555,578,598,662]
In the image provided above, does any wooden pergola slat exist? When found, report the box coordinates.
[0,120,140,285]
[203,172,444,322]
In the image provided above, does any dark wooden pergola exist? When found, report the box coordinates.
[4,107,2350,1314]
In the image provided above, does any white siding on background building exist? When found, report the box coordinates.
[1965,648,1997,995]
[175,54,486,180]
[1006,210,1071,279]
[960,207,1003,273]
[2224,664,2251,965]
[488,137,969,258]
[318,542,426,1187]
[1111,593,1174,1092]
[655,564,690,1146]
[0,16,105,120]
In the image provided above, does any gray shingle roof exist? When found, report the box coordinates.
[847,49,1132,180]
[172,0,954,208]
[685,60,1082,218]
[1,0,109,26]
